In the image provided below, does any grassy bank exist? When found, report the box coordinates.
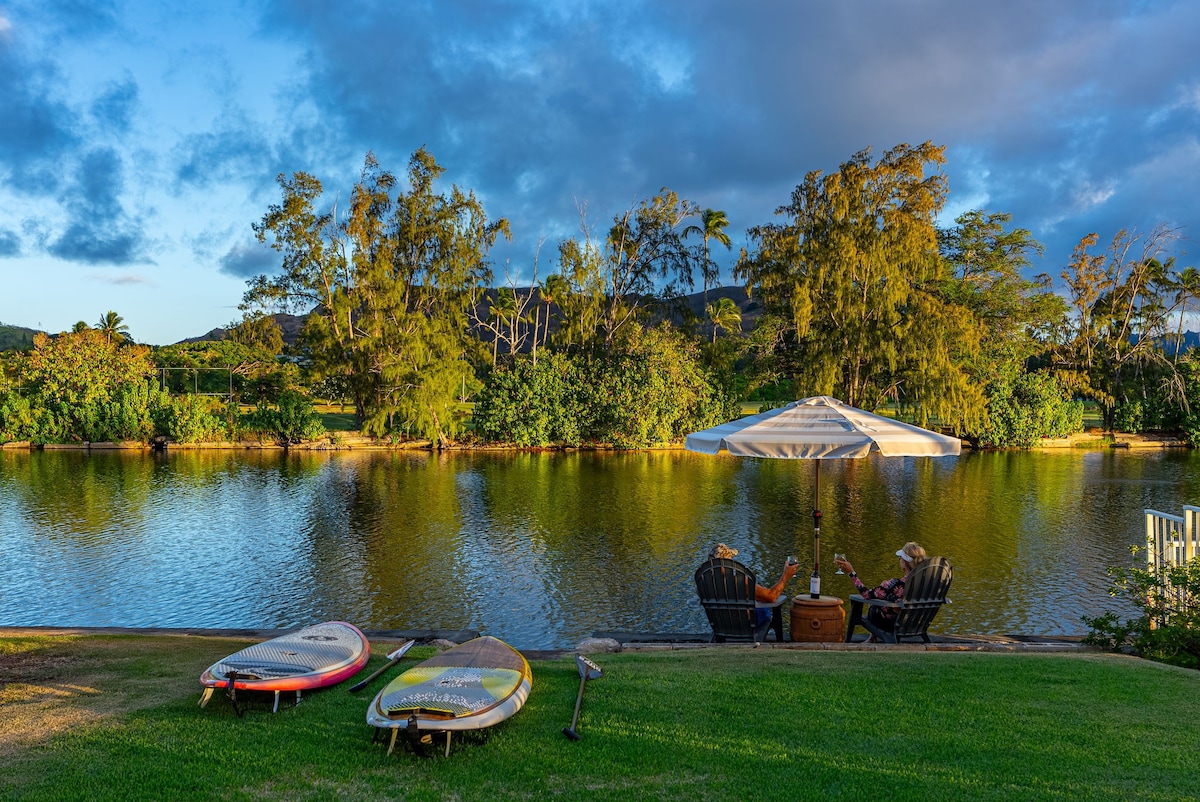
[3,634,1199,801]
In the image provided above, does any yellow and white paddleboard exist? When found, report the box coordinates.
[367,636,531,753]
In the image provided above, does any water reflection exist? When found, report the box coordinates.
[1,447,1195,649]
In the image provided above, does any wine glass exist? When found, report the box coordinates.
[834,553,846,574]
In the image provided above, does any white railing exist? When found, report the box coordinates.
[1145,506,1200,570]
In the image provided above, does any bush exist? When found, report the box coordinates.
[239,389,325,444]
[974,371,1083,448]
[157,394,230,443]
[473,352,584,446]
[475,326,739,448]
[1084,549,1200,670]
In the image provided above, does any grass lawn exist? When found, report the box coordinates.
[3,635,1199,801]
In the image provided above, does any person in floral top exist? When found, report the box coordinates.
[833,542,927,636]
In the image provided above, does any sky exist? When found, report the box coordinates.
[1,0,1198,345]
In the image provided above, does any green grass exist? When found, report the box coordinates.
[3,635,1200,801]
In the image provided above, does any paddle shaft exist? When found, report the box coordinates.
[563,673,589,740]
[349,642,413,692]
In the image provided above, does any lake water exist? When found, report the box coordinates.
[1,447,1196,650]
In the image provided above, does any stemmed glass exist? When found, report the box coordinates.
[834,553,846,574]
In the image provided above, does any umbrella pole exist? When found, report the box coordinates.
[810,461,821,599]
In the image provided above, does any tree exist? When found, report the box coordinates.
[96,310,130,344]
[246,149,509,446]
[937,210,1062,381]
[227,312,284,356]
[684,208,733,306]
[1170,266,1200,363]
[538,273,569,347]
[1052,225,1184,430]
[737,142,984,429]
[706,296,742,344]
[17,329,161,442]
[557,190,697,346]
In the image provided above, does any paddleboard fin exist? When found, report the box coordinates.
[225,670,244,718]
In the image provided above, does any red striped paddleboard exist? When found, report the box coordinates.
[199,621,369,714]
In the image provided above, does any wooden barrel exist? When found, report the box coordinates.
[790,595,846,643]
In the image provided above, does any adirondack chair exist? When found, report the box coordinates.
[694,557,786,643]
[844,557,953,643]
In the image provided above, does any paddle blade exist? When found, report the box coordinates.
[576,654,603,680]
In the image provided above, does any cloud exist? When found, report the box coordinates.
[173,110,276,191]
[219,239,277,279]
[89,271,155,287]
[0,228,20,257]
[89,76,138,134]
[0,22,79,192]
[46,147,146,264]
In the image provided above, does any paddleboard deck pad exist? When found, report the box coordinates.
[367,636,531,756]
[199,621,369,714]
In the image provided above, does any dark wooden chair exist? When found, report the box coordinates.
[694,557,785,643]
[844,557,953,643]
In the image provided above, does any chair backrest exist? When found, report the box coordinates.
[694,558,761,642]
[892,556,953,640]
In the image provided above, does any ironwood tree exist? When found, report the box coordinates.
[737,141,985,430]
[1051,224,1186,430]
[245,149,509,446]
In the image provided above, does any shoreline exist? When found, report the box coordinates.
[0,431,1190,452]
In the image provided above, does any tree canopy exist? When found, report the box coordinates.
[246,148,509,445]
[737,142,985,430]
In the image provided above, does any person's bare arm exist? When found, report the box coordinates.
[755,560,799,602]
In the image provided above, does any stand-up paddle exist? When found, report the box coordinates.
[563,654,603,740]
[349,641,414,693]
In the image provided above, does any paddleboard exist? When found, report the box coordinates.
[367,636,531,754]
[199,621,369,712]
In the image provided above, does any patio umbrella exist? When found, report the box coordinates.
[684,395,961,598]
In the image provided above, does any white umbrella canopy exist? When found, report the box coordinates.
[684,396,962,459]
[685,396,961,598]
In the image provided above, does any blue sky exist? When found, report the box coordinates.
[1,0,1198,345]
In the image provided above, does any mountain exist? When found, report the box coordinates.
[0,322,39,351]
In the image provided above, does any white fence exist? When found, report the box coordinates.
[1145,506,1200,570]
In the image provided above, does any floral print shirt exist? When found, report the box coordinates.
[850,575,905,620]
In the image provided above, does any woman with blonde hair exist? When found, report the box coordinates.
[834,542,927,636]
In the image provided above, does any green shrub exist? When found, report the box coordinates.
[1084,549,1200,670]
[157,394,230,443]
[473,352,584,446]
[974,371,1083,447]
[239,389,325,444]
[475,326,739,448]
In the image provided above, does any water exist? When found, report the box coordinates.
[1,447,1196,650]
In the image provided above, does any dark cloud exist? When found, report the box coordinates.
[256,0,1199,283]
[0,228,20,257]
[0,24,79,192]
[219,239,277,279]
[90,77,138,134]
[46,147,145,264]
[173,111,276,191]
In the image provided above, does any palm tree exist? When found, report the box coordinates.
[71,321,90,333]
[706,296,742,344]
[1172,266,1200,362]
[489,289,518,365]
[539,273,569,347]
[683,209,732,306]
[96,310,130,343]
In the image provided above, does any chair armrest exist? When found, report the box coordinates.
[848,594,899,609]
[756,594,787,609]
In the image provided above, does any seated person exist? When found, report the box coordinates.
[708,543,799,625]
[834,541,927,634]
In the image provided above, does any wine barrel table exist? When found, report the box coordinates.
[790,595,845,643]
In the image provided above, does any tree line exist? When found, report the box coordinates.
[2,141,1198,449]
